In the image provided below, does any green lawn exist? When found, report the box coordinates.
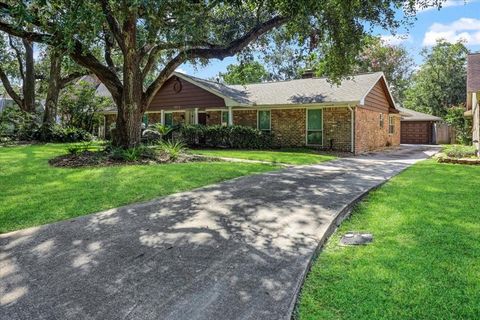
[191,148,336,165]
[298,160,480,320]
[0,144,277,233]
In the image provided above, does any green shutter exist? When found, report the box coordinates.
[142,113,149,126]
[307,109,323,145]
[164,113,173,127]
[222,111,229,125]
[258,110,271,130]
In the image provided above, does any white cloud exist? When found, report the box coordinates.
[380,34,412,46]
[175,67,187,74]
[422,17,480,46]
[416,0,476,13]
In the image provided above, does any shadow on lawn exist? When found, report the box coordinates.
[0,146,437,319]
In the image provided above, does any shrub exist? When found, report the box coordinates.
[445,106,472,145]
[442,144,477,158]
[158,140,186,161]
[0,106,40,140]
[178,124,273,149]
[142,123,172,144]
[35,125,93,143]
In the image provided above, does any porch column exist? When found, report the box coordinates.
[160,110,165,125]
[194,108,199,125]
[228,106,233,126]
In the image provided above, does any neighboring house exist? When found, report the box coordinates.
[466,52,480,152]
[100,71,401,154]
[397,106,442,144]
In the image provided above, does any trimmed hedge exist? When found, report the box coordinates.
[179,124,273,149]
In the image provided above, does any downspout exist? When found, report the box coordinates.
[347,105,355,154]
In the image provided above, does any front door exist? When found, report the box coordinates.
[198,112,207,125]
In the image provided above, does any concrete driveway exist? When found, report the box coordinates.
[0,145,439,320]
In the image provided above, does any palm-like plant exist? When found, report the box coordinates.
[158,140,186,161]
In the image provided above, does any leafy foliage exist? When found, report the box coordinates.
[59,81,111,132]
[34,124,93,143]
[442,144,477,158]
[179,124,273,149]
[403,40,468,117]
[158,140,187,161]
[218,61,268,85]
[444,106,472,145]
[0,105,41,140]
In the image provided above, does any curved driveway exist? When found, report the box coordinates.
[0,145,439,320]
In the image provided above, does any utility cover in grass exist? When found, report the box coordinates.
[340,232,373,245]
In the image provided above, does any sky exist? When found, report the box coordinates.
[178,0,480,78]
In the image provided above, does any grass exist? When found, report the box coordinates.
[0,143,277,233]
[297,160,480,320]
[191,148,336,165]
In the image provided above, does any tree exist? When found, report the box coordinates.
[403,40,468,117]
[0,33,35,112]
[353,36,414,102]
[445,105,472,145]
[0,0,442,148]
[218,61,268,85]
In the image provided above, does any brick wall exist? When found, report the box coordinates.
[206,111,221,125]
[355,107,400,153]
[233,110,257,128]
[323,107,352,152]
[147,112,161,124]
[271,108,306,147]
[172,112,185,125]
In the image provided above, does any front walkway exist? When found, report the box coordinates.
[0,145,439,320]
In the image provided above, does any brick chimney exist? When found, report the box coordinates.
[301,69,315,79]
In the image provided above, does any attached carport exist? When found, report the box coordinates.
[397,106,442,144]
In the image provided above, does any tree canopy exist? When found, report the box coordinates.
[218,61,268,85]
[403,40,468,117]
[0,0,442,147]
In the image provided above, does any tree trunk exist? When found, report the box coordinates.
[113,10,143,148]
[22,39,36,113]
[43,50,62,125]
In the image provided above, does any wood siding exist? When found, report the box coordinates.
[148,76,226,111]
[401,121,433,144]
[363,79,390,113]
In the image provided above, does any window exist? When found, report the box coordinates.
[258,110,271,131]
[221,110,230,126]
[307,109,323,145]
[388,115,395,134]
[164,112,173,127]
[379,113,384,128]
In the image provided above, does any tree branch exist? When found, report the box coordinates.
[0,67,23,109]
[103,28,116,71]
[7,35,25,81]
[60,71,89,88]
[143,15,288,107]
[98,0,125,52]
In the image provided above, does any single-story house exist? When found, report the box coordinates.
[466,52,480,152]
[99,71,401,154]
[397,106,442,144]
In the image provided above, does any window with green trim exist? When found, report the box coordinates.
[164,113,173,127]
[258,110,271,131]
[307,109,323,145]
[221,111,230,126]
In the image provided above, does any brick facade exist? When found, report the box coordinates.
[323,107,352,152]
[147,112,161,124]
[206,111,221,126]
[233,110,257,128]
[271,108,306,147]
[355,107,400,153]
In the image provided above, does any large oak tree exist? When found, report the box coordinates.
[0,0,442,148]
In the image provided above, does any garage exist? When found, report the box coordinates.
[397,107,442,144]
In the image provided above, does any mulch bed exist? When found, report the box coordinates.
[49,150,214,168]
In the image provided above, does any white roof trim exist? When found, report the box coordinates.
[359,73,396,109]
[171,72,249,107]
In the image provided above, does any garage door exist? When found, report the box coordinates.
[401,121,432,144]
